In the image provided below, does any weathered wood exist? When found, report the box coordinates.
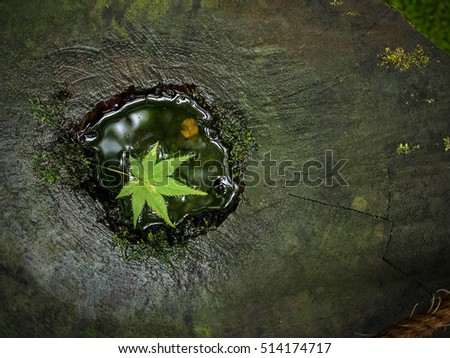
[1,0,449,337]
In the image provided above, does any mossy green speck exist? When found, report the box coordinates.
[379,46,430,72]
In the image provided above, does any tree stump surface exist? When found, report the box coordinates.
[1,0,449,337]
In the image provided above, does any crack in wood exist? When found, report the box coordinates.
[288,190,429,292]
[288,193,390,221]
[361,7,392,37]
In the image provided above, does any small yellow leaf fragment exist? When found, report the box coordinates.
[180,118,199,139]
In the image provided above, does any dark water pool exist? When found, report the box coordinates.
[82,94,238,229]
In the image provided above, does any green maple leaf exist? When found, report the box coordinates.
[115,142,207,228]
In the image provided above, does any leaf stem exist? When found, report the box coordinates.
[96,164,142,180]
